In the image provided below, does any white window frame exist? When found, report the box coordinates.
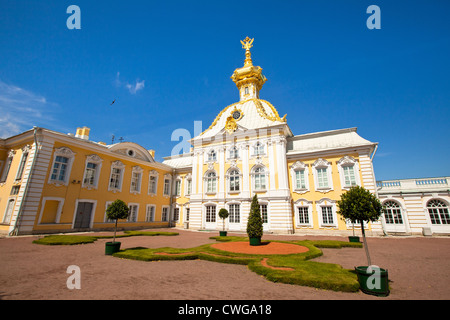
[174,177,182,197]
[312,158,333,193]
[127,203,139,222]
[316,198,338,228]
[108,160,125,192]
[251,165,268,192]
[204,170,217,194]
[227,167,241,193]
[162,205,170,222]
[207,149,217,162]
[185,173,192,196]
[252,141,265,157]
[173,206,180,222]
[104,201,114,223]
[15,145,30,181]
[227,203,240,224]
[48,147,76,186]
[337,156,361,190]
[293,198,313,228]
[290,161,310,194]
[228,145,239,160]
[130,166,143,194]
[1,150,15,183]
[82,154,103,190]
[37,197,65,224]
[163,174,172,196]
[205,204,217,223]
[145,204,156,222]
[259,202,269,224]
[2,197,16,224]
[148,170,159,196]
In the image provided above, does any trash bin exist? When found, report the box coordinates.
[184,222,189,229]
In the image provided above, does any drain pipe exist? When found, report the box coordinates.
[10,127,40,236]
[369,144,387,236]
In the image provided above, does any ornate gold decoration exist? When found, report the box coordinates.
[240,37,254,67]
[225,115,238,134]
[231,106,244,121]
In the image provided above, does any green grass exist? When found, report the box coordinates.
[32,230,179,245]
[113,238,362,292]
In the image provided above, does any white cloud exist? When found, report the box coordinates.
[126,79,145,94]
[0,79,55,138]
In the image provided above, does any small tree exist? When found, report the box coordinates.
[337,186,383,266]
[218,208,229,231]
[247,194,263,242]
[106,199,130,243]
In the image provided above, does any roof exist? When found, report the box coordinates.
[286,127,377,155]
[195,98,288,140]
[162,153,193,169]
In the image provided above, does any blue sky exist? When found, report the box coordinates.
[0,0,449,180]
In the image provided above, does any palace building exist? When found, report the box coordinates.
[1,38,449,236]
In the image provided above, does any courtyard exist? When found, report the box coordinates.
[0,228,449,300]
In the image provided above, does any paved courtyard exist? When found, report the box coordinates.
[0,228,449,300]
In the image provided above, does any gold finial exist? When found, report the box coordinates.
[240,37,254,66]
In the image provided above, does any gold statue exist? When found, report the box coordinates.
[240,37,254,66]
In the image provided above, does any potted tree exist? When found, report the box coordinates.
[218,208,229,237]
[337,186,389,296]
[246,194,263,246]
[105,199,130,255]
[348,222,360,243]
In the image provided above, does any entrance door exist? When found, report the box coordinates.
[74,202,93,229]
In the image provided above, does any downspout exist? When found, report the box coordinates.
[370,144,387,236]
[10,127,40,236]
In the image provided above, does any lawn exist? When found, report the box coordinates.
[32,232,363,292]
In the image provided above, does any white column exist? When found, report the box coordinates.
[276,137,289,190]
[197,149,204,195]
[191,151,198,194]
[268,140,276,191]
[218,146,225,198]
[241,143,250,198]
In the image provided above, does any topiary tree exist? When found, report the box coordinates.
[337,186,383,266]
[218,208,229,232]
[106,199,130,243]
[247,194,263,245]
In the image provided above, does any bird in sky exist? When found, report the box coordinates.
[110,99,116,105]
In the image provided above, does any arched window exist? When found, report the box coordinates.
[205,171,217,193]
[254,142,264,156]
[253,166,266,191]
[229,169,240,192]
[383,200,403,224]
[427,200,450,225]
[229,146,239,159]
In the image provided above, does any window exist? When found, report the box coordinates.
[173,208,180,222]
[110,168,122,189]
[317,168,328,188]
[148,171,158,195]
[208,150,216,162]
[0,156,13,183]
[298,207,309,224]
[51,156,69,182]
[108,161,125,192]
[130,166,143,193]
[10,185,20,195]
[295,170,306,189]
[145,205,155,222]
[254,142,264,156]
[337,156,360,189]
[49,147,75,186]
[82,155,103,189]
[260,204,268,224]
[229,204,240,223]
[162,207,169,221]
[321,206,334,225]
[229,169,240,192]
[206,205,216,223]
[253,166,266,191]
[185,208,190,221]
[342,166,357,187]
[427,200,450,225]
[128,204,138,222]
[229,146,239,159]
[83,163,97,186]
[383,201,403,224]
[15,150,29,181]
[186,178,192,195]
[290,161,309,193]
[205,171,217,193]
[163,179,170,196]
[3,199,15,224]
[245,86,249,95]
[312,158,333,192]
[174,179,181,196]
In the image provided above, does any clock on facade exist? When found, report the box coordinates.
[232,110,241,120]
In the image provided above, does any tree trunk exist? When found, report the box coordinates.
[113,219,118,243]
[361,220,372,266]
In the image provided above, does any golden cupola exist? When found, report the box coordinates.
[231,37,267,101]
